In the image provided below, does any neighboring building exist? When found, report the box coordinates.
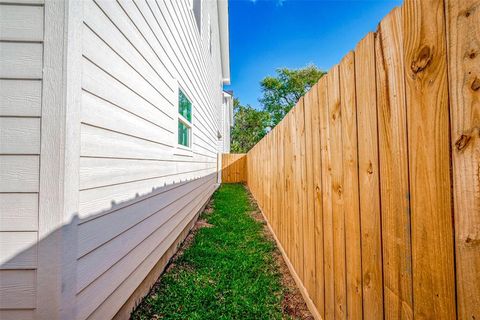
[219,90,234,153]
[0,0,230,319]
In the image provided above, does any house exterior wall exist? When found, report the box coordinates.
[0,2,44,320]
[0,0,230,319]
[219,91,233,153]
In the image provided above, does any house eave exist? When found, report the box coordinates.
[217,0,230,85]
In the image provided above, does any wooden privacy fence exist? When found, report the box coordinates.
[221,153,247,183]
[246,0,479,319]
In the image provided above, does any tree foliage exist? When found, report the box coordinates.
[259,65,325,127]
[230,99,270,153]
[230,65,325,153]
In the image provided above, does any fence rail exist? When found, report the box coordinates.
[241,0,479,319]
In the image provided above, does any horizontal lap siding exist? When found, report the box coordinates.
[0,80,42,116]
[76,177,216,320]
[77,0,223,319]
[0,2,43,318]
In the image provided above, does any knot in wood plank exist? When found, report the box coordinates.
[471,77,480,91]
[410,45,432,74]
[367,162,374,175]
[455,134,472,152]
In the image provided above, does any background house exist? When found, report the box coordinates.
[0,0,230,319]
[219,90,234,153]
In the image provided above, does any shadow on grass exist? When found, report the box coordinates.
[131,184,286,320]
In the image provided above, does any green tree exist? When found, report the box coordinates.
[230,98,270,153]
[260,65,325,127]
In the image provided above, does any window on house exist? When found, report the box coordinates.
[178,90,192,147]
[193,0,201,34]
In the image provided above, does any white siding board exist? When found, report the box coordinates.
[78,167,214,218]
[0,232,37,269]
[76,177,213,293]
[82,60,174,132]
[0,42,43,79]
[0,1,44,317]
[120,0,180,81]
[0,155,39,192]
[0,118,40,154]
[0,0,43,3]
[193,150,218,161]
[0,5,44,42]
[77,175,210,257]
[0,270,36,309]
[0,310,35,320]
[78,178,189,225]
[170,0,223,129]
[22,0,233,317]
[82,27,173,112]
[80,157,213,190]
[82,25,173,105]
[80,124,172,160]
[83,0,173,97]
[77,181,214,320]
[0,80,42,117]
[129,0,219,141]
[88,186,214,320]
[193,132,219,156]
[159,0,216,118]
[81,90,173,147]
[112,0,175,81]
[93,0,175,83]
[169,0,216,103]
[0,193,38,231]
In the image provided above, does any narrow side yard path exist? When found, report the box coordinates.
[132,184,312,320]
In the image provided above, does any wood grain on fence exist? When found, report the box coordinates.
[232,0,479,318]
[446,1,480,319]
[376,7,414,319]
[221,153,246,183]
[356,32,384,320]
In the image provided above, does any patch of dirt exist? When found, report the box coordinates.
[196,219,214,228]
[244,186,314,320]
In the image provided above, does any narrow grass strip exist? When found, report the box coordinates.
[132,184,285,320]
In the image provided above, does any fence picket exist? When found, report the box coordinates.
[222,0,476,318]
[446,1,480,318]
[355,32,383,320]
[340,51,363,320]
[403,0,456,318]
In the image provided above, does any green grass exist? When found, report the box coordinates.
[132,184,285,320]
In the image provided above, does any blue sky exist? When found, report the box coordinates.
[225,0,401,108]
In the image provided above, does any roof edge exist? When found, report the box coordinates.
[217,0,230,85]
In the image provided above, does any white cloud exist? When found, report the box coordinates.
[249,0,286,5]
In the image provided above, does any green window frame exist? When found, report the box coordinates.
[178,89,192,147]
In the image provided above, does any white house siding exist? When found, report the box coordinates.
[0,0,229,319]
[76,1,225,319]
[0,1,43,319]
